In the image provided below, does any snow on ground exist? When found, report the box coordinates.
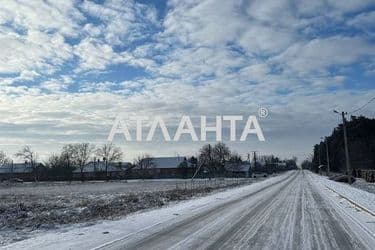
[308,172,375,247]
[352,178,375,194]
[310,173,375,213]
[1,172,293,250]
[0,177,270,247]
[0,179,221,196]
[4,171,375,250]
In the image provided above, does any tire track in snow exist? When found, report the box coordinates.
[95,171,371,250]
[103,172,298,250]
[206,172,300,250]
[209,171,367,250]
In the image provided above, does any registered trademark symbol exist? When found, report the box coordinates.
[258,107,269,118]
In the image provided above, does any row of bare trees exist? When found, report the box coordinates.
[1,142,297,181]
[0,147,40,181]
[197,142,298,176]
[47,143,123,181]
[1,144,159,181]
[0,143,123,181]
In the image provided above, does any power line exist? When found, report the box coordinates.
[349,96,375,114]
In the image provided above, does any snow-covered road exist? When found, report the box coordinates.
[3,170,375,250]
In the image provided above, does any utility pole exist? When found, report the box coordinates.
[342,111,352,184]
[208,144,212,179]
[250,151,257,169]
[317,143,321,175]
[334,110,352,184]
[321,137,330,176]
[248,151,257,178]
[104,157,109,181]
[253,151,257,168]
[10,160,14,180]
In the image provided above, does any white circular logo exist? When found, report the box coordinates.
[258,107,269,118]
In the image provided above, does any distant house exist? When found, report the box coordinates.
[225,162,251,177]
[152,156,187,168]
[0,162,33,181]
[72,161,132,180]
[263,162,287,173]
[131,156,196,179]
[250,161,289,175]
[0,163,33,174]
[277,162,287,168]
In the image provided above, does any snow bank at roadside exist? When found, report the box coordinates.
[310,173,375,212]
[352,178,375,194]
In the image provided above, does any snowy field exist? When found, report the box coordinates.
[0,177,265,246]
[0,178,234,196]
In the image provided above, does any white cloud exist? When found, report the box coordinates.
[238,24,296,55]
[0,30,73,75]
[0,0,84,37]
[245,0,300,28]
[326,0,375,14]
[273,36,375,76]
[238,63,270,82]
[347,11,375,36]
[40,79,70,93]
[0,0,158,76]
[0,1,80,77]
[74,38,122,71]
[80,0,158,45]
[74,38,156,72]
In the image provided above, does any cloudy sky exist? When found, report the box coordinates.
[0,0,374,162]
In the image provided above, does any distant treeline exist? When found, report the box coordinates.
[304,116,375,173]
[0,142,298,181]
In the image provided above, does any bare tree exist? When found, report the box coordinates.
[198,144,216,177]
[213,142,231,173]
[198,143,232,177]
[259,155,279,165]
[229,152,242,164]
[45,154,60,169]
[0,151,12,180]
[71,143,95,181]
[61,144,76,169]
[0,150,10,167]
[198,144,213,166]
[96,143,123,180]
[134,154,154,180]
[15,146,38,181]
[45,152,76,180]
